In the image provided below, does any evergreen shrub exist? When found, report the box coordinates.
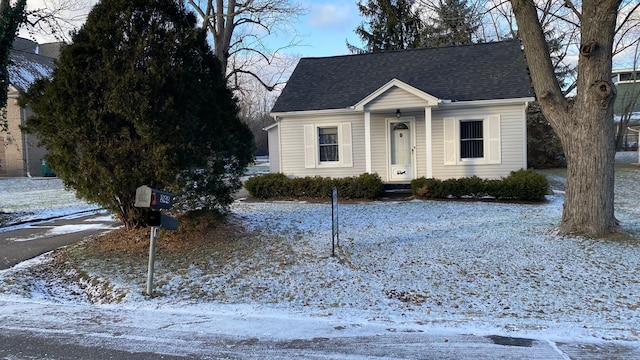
[245,173,384,200]
[411,169,549,201]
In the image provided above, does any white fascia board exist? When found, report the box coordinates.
[263,122,279,131]
[353,78,441,111]
[439,97,535,109]
[270,107,357,119]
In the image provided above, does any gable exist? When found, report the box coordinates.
[271,40,533,114]
[355,79,440,111]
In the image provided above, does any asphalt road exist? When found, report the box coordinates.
[1,298,639,359]
[0,213,121,270]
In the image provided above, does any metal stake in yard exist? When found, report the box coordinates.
[331,187,339,256]
[146,226,159,296]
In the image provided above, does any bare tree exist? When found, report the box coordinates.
[186,0,305,91]
[509,0,639,236]
[21,0,91,42]
[235,72,278,155]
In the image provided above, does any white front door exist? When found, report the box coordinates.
[389,121,413,181]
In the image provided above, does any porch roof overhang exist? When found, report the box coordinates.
[353,78,442,111]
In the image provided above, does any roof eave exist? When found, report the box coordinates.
[440,97,535,108]
[270,107,357,118]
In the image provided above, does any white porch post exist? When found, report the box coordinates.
[425,106,433,178]
[365,110,372,173]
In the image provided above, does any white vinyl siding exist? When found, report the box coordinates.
[365,87,429,111]
[433,105,525,179]
[280,114,364,178]
[414,116,426,178]
[267,125,280,173]
[369,113,390,181]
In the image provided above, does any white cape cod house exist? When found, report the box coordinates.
[267,40,534,184]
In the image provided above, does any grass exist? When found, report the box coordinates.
[3,159,640,310]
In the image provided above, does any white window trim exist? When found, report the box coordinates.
[444,115,501,166]
[304,123,353,168]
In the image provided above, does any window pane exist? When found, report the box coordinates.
[319,127,339,162]
[460,121,483,158]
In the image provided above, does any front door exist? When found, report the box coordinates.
[389,121,413,181]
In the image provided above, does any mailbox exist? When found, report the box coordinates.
[147,210,162,227]
[135,185,174,210]
[146,210,178,230]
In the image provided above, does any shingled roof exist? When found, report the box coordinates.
[271,40,533,113]
[8,38,56,92]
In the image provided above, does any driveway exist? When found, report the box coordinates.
[0,213,121,270]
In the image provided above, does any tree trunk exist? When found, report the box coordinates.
[510,0,623,237]
[558,105,620,236]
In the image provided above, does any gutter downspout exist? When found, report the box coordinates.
[21,107,31,178]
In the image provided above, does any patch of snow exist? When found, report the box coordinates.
[2,157,640,350]
[0,177,99,229]
[616,151,638,164]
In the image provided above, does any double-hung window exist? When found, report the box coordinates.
[444,115,501,165]
[304,123,353,168]
[460,120,484,159]
[318,127,339,162]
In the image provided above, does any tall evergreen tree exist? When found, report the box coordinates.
[348,0,424,53]
[21,0,254,229]
[0,0,25,131]
[421,0,479,47]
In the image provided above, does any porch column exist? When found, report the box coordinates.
[365,110,372,173]
[425,106,433,178]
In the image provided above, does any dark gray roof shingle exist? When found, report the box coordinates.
[272,40,533,113]
[8,38,56,92]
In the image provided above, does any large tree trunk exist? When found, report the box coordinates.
[510,0,623,237]
[559,104,619,235]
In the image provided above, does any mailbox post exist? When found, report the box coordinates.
[135,185,178,296]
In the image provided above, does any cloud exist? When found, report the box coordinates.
[306,2,358,32]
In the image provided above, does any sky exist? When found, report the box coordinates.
[292,1,364,57]
[19,0,365,59]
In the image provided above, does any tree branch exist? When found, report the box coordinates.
[509,0,567,112]
[563,0,582,21]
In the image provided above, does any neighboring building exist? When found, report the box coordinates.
[267,40,534,183]
[612,68,640,115]
[612,69,640,150]
[1,38,59,177]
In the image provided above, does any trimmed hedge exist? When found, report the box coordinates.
[411,169,549,201]
[245,173,385,200]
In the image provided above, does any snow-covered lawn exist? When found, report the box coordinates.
[2,154,640,344]
[0,177,99,226]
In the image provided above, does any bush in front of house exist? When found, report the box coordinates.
[411,169,549,201]
[245,173,385,200]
